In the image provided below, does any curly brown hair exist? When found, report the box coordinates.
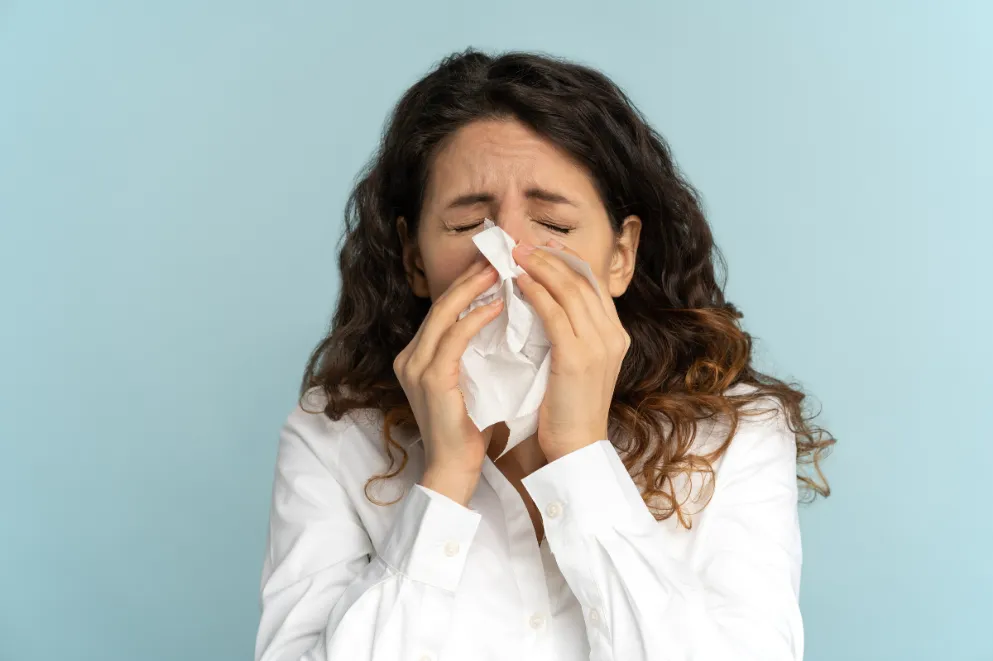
[302,48,834,526]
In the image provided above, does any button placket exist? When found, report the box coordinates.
[480,459,555,654]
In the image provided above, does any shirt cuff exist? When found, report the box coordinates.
[521,440,657,534]
[379,483,482,593]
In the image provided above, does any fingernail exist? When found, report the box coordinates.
[545,238,564,250]
[483,264,496,275]
[516,243,535,256]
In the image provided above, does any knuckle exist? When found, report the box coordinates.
[403,356,425,380]
[420,365,447,389]
[433,295,461,320]
[607,331,627,355]
[393,349,413,374]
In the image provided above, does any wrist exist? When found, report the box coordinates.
[540,439,600,463]
[419,468,480,508]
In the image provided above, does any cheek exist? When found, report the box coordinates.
[589,260,613,297]
[422,241,481,301]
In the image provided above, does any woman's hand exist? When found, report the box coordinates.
[512,240,631,462]
[394,259,504,506]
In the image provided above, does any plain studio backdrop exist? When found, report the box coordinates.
[1,2,990,660]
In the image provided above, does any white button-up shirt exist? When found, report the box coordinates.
[255,389,804,661]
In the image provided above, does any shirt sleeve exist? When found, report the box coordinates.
[520,409,804,661]
[255,408,482,661]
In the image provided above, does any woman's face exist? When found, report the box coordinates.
[399,118,641,301]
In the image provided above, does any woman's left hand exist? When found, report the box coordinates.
[512,239,631,462]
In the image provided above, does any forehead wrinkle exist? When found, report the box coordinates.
[447,159,536,202]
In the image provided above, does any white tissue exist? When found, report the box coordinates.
[457,219,600,459]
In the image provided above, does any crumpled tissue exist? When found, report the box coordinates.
[457,219,600,459]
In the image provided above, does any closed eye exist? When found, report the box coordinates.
[452,221,485,233]
[532,215,574,234]
[538,221,573,234]
[450,219,574,234]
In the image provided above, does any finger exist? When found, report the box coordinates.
[533,241,630,361]
[515,270,577,346]
[407,258,490,349]
[408,263,499,371]
[431,298,504,369]
[541,239,623,327]
[533,245,606,329]
[514,244,599,339]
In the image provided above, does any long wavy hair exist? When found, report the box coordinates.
[302,48,834,526]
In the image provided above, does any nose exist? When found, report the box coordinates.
[493,211,539,247]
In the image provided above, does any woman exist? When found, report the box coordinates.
[255,49,833,661]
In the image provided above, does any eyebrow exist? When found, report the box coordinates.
[444,187,578,209]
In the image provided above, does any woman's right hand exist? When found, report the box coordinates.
[393,259,504,506]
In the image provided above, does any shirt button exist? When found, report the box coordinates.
[589,608,600,623]
[529,613,546,629]
[443,541,460,557]
[545,501,563,519]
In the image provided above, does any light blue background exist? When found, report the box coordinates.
[2,2,990,660]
